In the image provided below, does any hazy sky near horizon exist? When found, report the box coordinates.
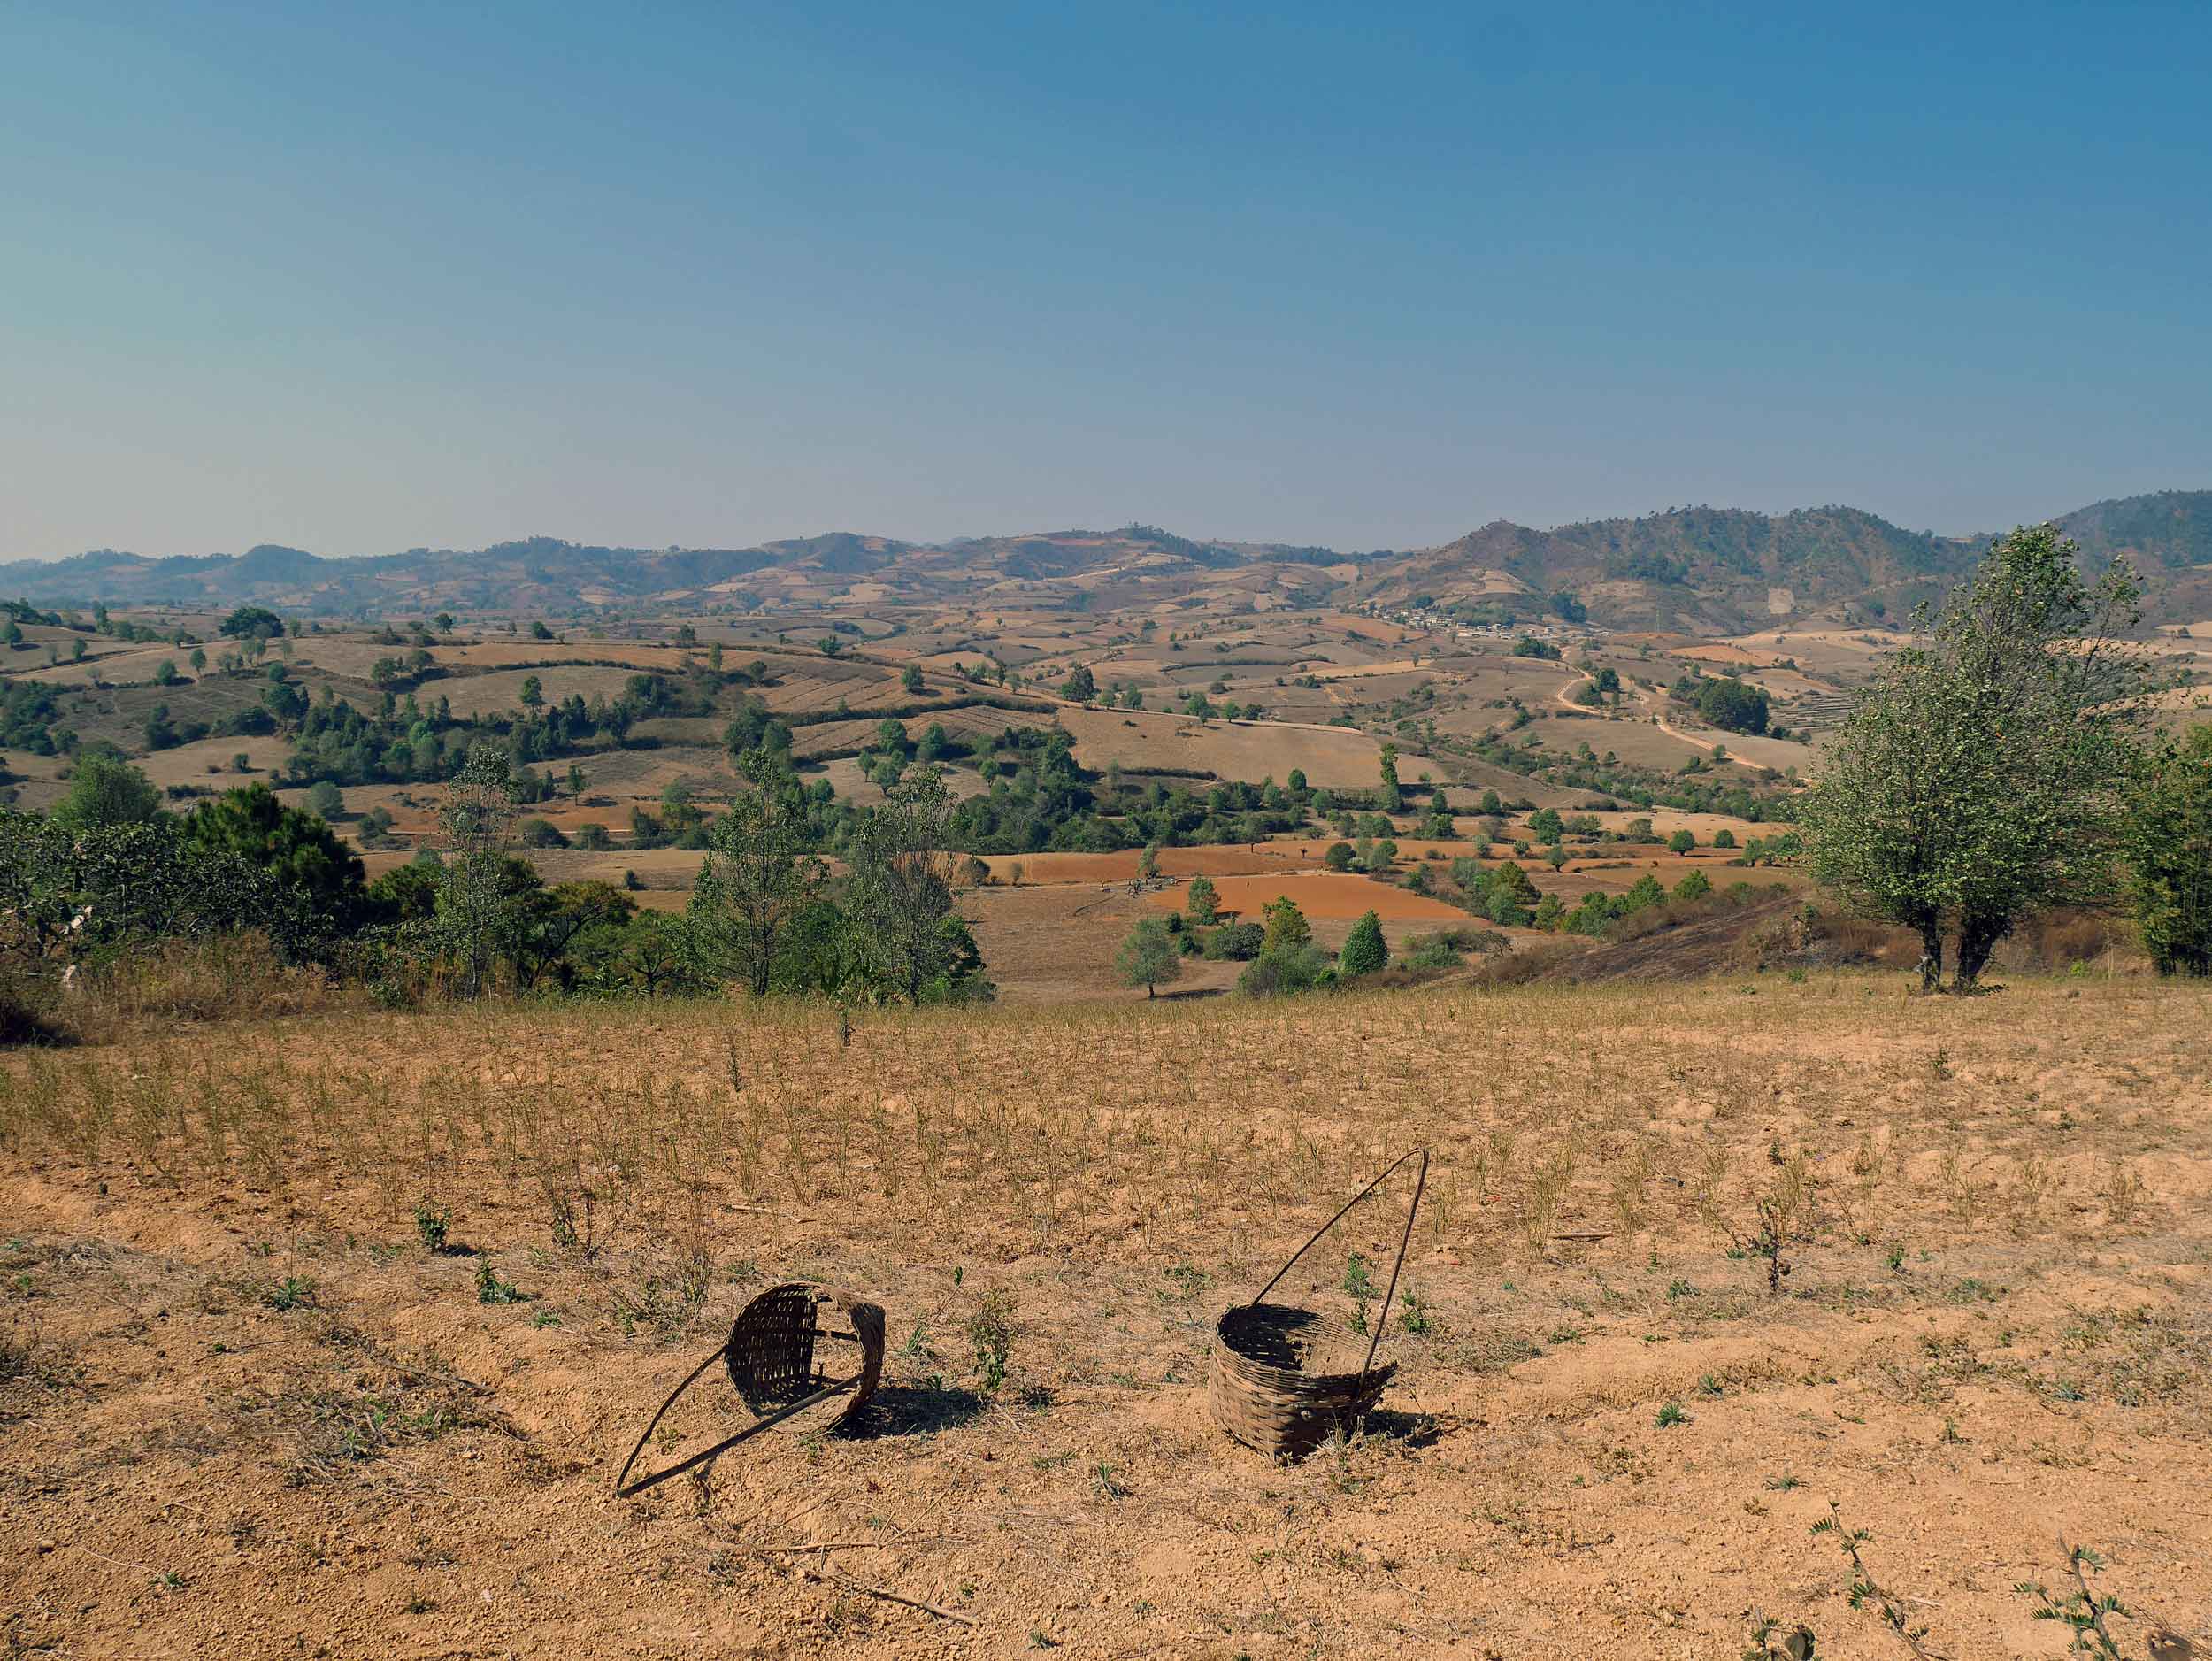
[4,2,2208,560]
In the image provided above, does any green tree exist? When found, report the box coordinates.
[1137,842,1160,880]
[153,659,180,686]
[1338,910,1388,978]
[848,766,987,1004]
[688,748,828,997]
[1668,828,1695,854]
[529,620,554,641]
[1378,743,1402,813]
[188,646,207,674]
[219,605,283,640]
[1712,827,1737,849]
[1115,918,1183,997]
[1527,807,1563,842]
[1674,868,1713,902]
[1260,895,1311,952]
[436,744,523,997]
[1059,663,1097,703]
[52,751,162,831]
[1694,676,1770,734]
[1324,841,1356,872]
[1804,525,2150,991]
[1185,873,1219,923]
[1491,860,1539,904]
[306,780,345,820]
[518,673,544,709]
[182,782,366,927]
[901,664,925,695]
[2124,725,2212,975]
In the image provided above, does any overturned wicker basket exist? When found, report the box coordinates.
[612,1282,885,1498]
[1209,1149,1427,1459]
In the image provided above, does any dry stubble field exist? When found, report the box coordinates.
[4,977,2210,1659]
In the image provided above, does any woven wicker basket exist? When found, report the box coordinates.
[1205,1149,1427,1460]
[1210,1303,1396,1457]
[613,1282,885,1497]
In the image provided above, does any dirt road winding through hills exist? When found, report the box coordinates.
[1550,668,1775,771]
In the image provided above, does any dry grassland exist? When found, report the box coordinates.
[4,977,2209,1657]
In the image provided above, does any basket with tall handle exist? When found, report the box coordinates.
[1208,1148,1428,1458]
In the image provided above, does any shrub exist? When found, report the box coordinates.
[1237,942,1333,996]
[1201,921,1265,961]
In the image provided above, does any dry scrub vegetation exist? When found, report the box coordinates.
[4,976,2210,1657]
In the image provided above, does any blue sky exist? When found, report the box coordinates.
[3,1,2207,558]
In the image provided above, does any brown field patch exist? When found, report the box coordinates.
[432,665,644,718]
[1149,869,1471,922]
[1054,704,1388,788]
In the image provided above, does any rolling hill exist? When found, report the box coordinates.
[4,492,2207,628]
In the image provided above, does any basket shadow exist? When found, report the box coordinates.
[1358,1407,1444,1450]
[838,1380,987,1439]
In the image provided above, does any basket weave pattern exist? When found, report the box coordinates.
[724,1283,824,1410]
[1203,1148,1427,1460]
[1209,1303,1395,1457]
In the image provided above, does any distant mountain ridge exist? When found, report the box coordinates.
[5,491,2207,628]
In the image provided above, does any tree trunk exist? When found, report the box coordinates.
[1954,911,2008,992]
[1146,980,1156,999]
[1916,921,1943,994]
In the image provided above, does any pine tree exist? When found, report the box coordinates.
[1185,873,1219,924]
[1339,910,1388,978]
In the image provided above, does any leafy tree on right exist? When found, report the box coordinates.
[2124,724,2212,976]
[1803,525,2151,992]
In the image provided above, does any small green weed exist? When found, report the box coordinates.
[475,1259,524,1305]
[966,1289,1016,1396]
[412,1203,450,1253]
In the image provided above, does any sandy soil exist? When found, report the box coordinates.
[3,980,2208,1659]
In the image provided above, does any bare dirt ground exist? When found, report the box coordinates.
[7,980,2207,1659]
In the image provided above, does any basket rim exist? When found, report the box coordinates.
[1213,1301,1399,1395]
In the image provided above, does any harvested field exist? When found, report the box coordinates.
[1150,869,1471,922]
[1054,705,1388,789]
[433,665,644,718]
[4,980,2208,1657]
[977,845,1313,885]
